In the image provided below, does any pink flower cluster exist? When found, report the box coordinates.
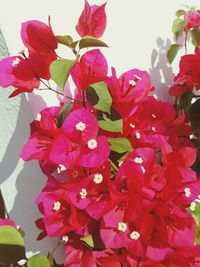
[1,1,200,266]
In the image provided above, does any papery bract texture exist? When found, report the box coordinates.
[76,0,107,38]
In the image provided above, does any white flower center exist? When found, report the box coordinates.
[87,139,97,149]
[93,174,103,184]
[53,201,61,211]
[62,235,69,242]
[118,222,127,232]
[184,187,191,198]
[190,201,196,211]
[130,231,140,240]
[76,121,86,131]
[134,157,143,164]
[80,188,87,199]
[57,164,66,174]
[130,123,135,128]
[129,80,136,86]
[135,132,141,139]
[152,126,156,132]
[12,57,20,66]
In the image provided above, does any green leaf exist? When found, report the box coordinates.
[0,226,24,247]
[167,44,180,64]
[109,138,132,153]
[191,28,200,47]
[79,36,108,50]
[27,253,51,267]
[56,35,73,48]
[99,115,123,133]
[190,202,200,244]
[86,82,112,113]
[172,18,185,38]
[57,102,73,128]
[80,235,94,248]
[175,9,186,17]
[0,226,26,263]
[50,59,75,90]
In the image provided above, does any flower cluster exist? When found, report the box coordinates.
[1,2,200,267]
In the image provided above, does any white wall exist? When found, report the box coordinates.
[0,0,199,260]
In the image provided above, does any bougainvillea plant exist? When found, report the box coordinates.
[1,2,200,267]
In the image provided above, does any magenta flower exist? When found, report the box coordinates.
[184,11,200,30]
[100,148,156,256]
[21,106,61,174]
[0,55,40,96]
[71,49,108,91]
[0,52,56,97]
[76,0,107,38]
[50,108,110,168]
[106,67,153,117]
[67,161,111,220]
[36,176,91,237]
[21,20,58,54]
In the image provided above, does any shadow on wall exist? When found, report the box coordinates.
[0,94,64,261]
[149,37,174,102]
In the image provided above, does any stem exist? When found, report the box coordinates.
[48,241,61,259]
[110,160,119,173]
[184,30,188,55]
[39,80,82,104]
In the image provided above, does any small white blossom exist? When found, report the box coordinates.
[135,132,141,139]
[57,164,67,174]
[87,139,97,149]
[134,157,143,164]
[130,231,140,240]
[190,201,196,211]
[80,188,87,199]
[118,222,127,232]
[12,57,20,66]
[184,187,191,198]
[76,121,86,131]
[130,123,135,128]
[53,201,61,211]
[129,80,136,86]
[93,174,103,184]
[62,235,69,242]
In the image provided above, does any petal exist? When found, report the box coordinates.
[50,134,80,169]
[78,136,110,168]
[21,20,58,53]
[62,108,98,142]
